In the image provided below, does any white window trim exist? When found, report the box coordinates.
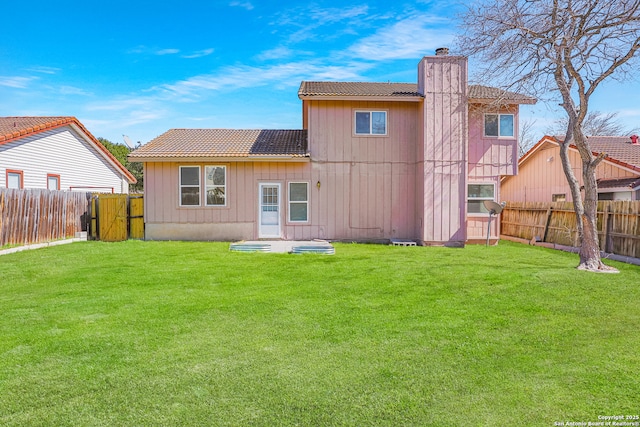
[179,165,201,207]
[205,165,227,207]
[354,110,388,136]
[484,113,515,138]
[288,181,309,223]
[467,182,496,216]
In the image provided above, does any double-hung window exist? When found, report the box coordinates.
[180,166,201,206]
[205,166,226,206]
[355,111,387,135]
[468,183,495,214]
[484,114,514,137]
[288,182,308,222]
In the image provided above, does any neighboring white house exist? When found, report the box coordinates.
[0,117,136,193]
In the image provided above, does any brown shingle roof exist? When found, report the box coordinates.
[468,85,537,104]
[129,129,308,161]
[0,116,137,183]
[298,82,420,97]
[554,135,640,171]
[597,176,640,189]
[298,82,535,104]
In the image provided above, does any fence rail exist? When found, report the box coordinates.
[501,200,640,259]
[0,188,89,247]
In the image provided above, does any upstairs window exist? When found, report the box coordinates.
[205,166,226,206]
[180,166,201,206]
[484,114,514,138]
[355,111,387,135]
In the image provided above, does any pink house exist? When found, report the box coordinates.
[501,135,640,202]
[130,51,535,245]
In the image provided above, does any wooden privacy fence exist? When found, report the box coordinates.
[501,201,640,259]
[0,188,89,247]
[89,193,144,242]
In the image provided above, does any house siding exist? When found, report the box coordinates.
[468,104,519,178]
[418,55,468,245]
[306,99,421,241]
[501,143,638,202]
[0,126,129,193]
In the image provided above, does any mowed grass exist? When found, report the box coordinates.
[0,240,639,426]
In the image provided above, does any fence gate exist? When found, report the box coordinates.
[90,194,144,242]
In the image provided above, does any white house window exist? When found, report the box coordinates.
[205,166,226,206]
[7,170,23,189]
[552,193,566,202]
[484,114,514,137]
[288,182,308,222]
[355,111,387,135]
[47,174,60,191]
[180,166,201,206]
[468,183,495,214]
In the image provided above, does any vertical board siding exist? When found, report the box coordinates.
[0,126,129,193]
[420,56,468,244]
[307,99,420,240]
[501,142,639,203]
[144,98,421,241]
[0,188,88,246]
[468,104,519,179]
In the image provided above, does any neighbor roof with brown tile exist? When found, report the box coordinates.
[0,117,78,142]
[553,135,640,171]
[0,116,137,183]
[597,176,640,190]
[129,129,309,161]
[298,82,536,104]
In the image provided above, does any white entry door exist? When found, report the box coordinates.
[259,183,281,238]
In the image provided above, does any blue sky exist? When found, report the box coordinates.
[1,0,638,146]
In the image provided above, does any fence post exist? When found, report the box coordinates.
[542,206,553,243]
[603,203,613,253]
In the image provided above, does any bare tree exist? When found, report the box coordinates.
[457,0,640,272]
[546,110,640,136]
[519,117,538,157]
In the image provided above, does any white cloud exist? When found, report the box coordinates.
[230,1,254,11]
[347,15,455,60]
[182,48,215,59]
[256,47,295,61]
[59,86,93,96]
[26,66,60,75]
[154,61,370,99]
[156,48,180,55]
[0,76,38,88]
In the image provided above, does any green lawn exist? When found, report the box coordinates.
[0,240,638,426]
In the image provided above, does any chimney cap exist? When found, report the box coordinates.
[631,134,639,144]
[435,47,449,56]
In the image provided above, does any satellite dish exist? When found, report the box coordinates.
[483,201,506,246]
[122,135,135,149]
[483,200,505,215]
